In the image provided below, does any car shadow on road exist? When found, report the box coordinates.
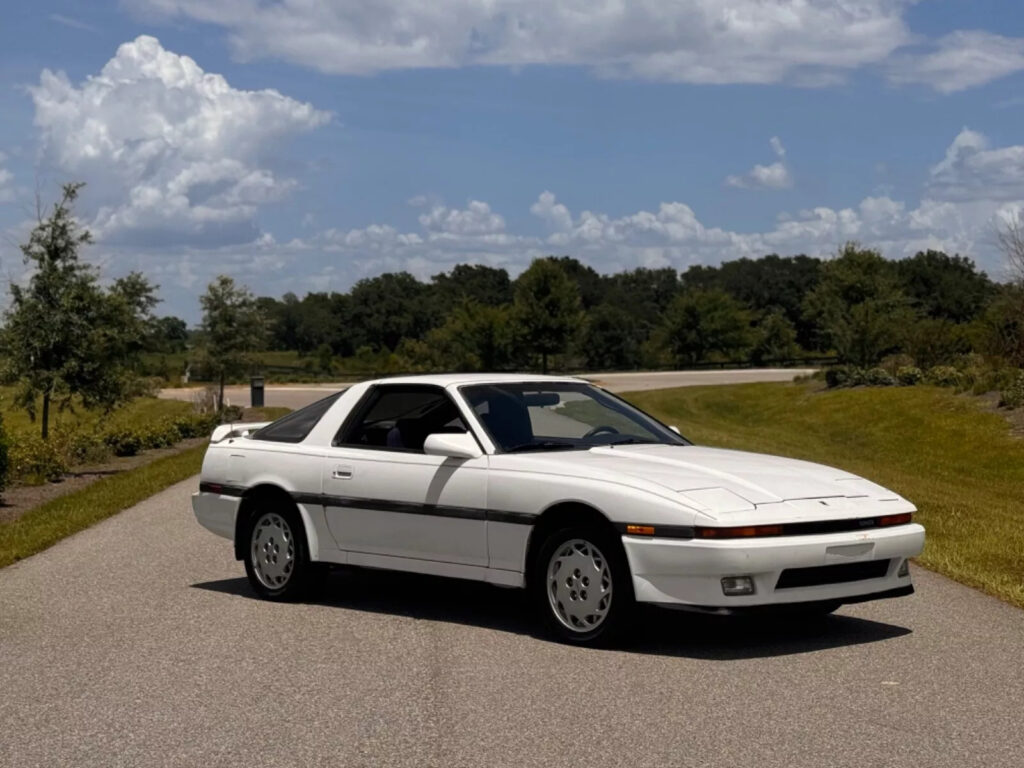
[192,568,911,660]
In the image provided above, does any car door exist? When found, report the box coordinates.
[321,384,489,567]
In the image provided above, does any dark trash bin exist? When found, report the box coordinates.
[250,376,265,408]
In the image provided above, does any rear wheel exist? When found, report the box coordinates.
[244,506,311,601]
[533,526,635,646]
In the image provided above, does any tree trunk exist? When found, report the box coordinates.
[218,370,225,412]
[542,351,549,374]
[41,390,51,441]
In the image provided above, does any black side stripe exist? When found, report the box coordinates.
[299,492,537,525]
[201,482,535,526]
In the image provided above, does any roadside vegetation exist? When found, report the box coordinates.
[0,443,207,568]
[628,382,1024,610]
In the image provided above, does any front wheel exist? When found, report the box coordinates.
[244,507,311,601]
[533,526,635,646]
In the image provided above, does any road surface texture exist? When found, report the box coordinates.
[2,478,1022,767]
[159,368,817,410]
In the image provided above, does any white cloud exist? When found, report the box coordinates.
[530,190,573,232]
[8,127,1022,319]
[928,127,1024,203]
[418,200,506,235]
[129,0,912,86]
[29,35,329,247]
[0,152,13,203]
[888,31,1024,93]
[725,136,792,189]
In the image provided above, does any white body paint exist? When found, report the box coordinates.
[193,374,924,609]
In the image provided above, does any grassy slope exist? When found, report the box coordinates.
[627,383,1024,609]
[1,388,192,438]
[0,444,206,568]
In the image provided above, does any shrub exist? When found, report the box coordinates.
[865,367,897,387]
[103,428,145,457]
[221,405,244,423]
[0,414,10,497]
[880,353,915,376]
[825,365,866,388]
[896,366,923,386]
[52,429,110,466]
[1000,370,1024,409]
[926,366,961,387]
[9,436,68,484]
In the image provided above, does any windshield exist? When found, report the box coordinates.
[460,382,688,453]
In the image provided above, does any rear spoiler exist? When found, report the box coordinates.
[210,422,271,443]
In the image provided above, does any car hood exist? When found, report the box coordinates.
[512,444,903,513]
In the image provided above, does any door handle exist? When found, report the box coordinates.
[332,465,353,479]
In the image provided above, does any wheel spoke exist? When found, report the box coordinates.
[250,513,295,589]
[546,538,613,634]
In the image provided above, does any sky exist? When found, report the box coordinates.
[2,1,1024,321]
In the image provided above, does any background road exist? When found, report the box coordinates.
[2,478,1022,767]
[160,368,817,410]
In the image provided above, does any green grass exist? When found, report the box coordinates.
[625,382,1024,609]
[0,387,192,439]
[0,444,207,568]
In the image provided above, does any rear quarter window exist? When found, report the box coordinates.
[250,392,342,443]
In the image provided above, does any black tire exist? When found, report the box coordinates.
[532,525,636,646]
[243,504,312,601]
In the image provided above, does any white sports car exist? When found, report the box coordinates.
[193,374,924,645]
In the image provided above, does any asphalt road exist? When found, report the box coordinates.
[2,478,1023,767]
[159,368,817,410]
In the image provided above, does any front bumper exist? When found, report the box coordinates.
[622,523,925,607]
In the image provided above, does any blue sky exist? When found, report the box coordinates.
[2,1,1024,320]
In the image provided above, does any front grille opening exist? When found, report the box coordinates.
[776,559,891,590]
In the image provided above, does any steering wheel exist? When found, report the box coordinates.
[583,425,620,439]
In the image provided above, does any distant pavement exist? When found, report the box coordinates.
[159,368,817,410]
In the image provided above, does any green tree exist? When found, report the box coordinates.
[580,304,641,370]
[199,275,267,411]
[149,316,190,353]
[664,289,752,365]
[803,244,914,368]
[347,272,432,351]
[682,254,823,350]
[894,250,994,323]
[430,264,512,308]
[511,258,583,373]
[1,183,158,439]
[750,310,799,364]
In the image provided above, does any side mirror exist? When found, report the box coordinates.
[423,432,482,460]
[669,425,681,435]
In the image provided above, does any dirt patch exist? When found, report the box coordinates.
[975,391,1024,438]
[0,438,207,525]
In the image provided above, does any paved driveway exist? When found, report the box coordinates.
[159,369,817,410]
[2,478,1022,767]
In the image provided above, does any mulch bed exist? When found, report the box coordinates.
[0,437,207,525]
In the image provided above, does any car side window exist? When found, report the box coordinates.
[250,392,342,443]
[336,386,468,452]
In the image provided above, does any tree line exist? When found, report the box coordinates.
[3,183,1023,440]
[186,244,1018,378]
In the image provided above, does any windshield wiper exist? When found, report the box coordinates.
[504,440,579,453]
[604,437,659,446]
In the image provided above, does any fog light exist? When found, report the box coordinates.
[897,559,910,578]
[721,576,756,596]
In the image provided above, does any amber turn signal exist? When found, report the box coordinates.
[625,524,656,535]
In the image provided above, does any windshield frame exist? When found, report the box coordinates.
[456,381,690,454]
